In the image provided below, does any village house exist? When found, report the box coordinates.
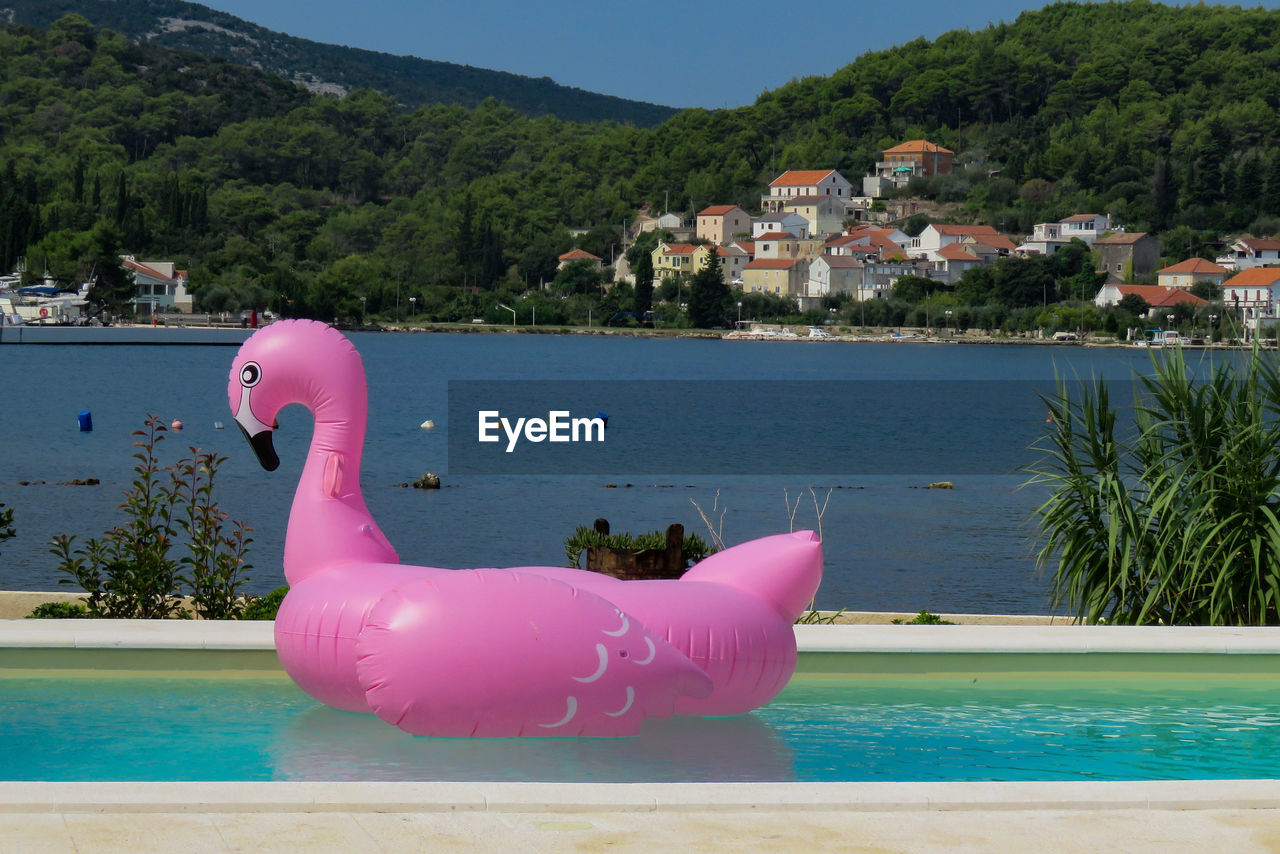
[1017,214,1111,255]
[742,258,807,296]
[696,205,751,245]
[858,258,928,301]
[1156,258,1227,290]
[1215,237,1280,271]
[649,242,744,286]
[827,225,910,258]
[651,242,698,281]
[752,212,809,239]
[123,256,192,314]
[753,231,803,260]
[760,170,853,213]
[1223,267,1280,333]
[557,249,602,271]
[780,195,849,238]
[805,256,862,298]
[1092,284,1207,316]
[703,244,749,284]
[635,211,694,242]
[865,140,954,195]
[909,224,1015,260]
[1095,233,1161,284]
[929,244,985,283]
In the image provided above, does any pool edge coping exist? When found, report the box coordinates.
[1,780,1278,813]
[8,620,1280,654]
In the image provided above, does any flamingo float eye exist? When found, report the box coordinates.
[240,362,262,388]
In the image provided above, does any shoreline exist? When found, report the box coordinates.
[4,318,1248,349]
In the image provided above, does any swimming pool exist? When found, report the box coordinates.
[6,673,1280,783]
[6,621,1280,784]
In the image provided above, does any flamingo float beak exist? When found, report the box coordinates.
[236,417,280,472]
[234,361,280,471]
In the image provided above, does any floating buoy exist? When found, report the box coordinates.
[171,419,184,431]
[77,410,92,432]
[214,421,224,430]
[420,419,435,429]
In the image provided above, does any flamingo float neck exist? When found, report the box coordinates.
[231,319,398,584]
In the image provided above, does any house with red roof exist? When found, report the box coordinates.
[930,244,985,283]
[1093,284,1208,315]
[1215,237,1280,271]
[1156,258,1227,290]
[557,249,603,271]
[911,224,1015,261]
[742,258,807,296]
[1223,267,1280,333]
[761,170,853,212]
[696,205,750,245]
[648,242,745,286]
[869,140,953,193]
[122,255,192,314]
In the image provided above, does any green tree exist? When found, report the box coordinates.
[688,249,728,328]
[892,274,935,303]
[551,259,605,296]
[1117,292,1150,315]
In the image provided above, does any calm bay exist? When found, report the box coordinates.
[0,331,1200,613]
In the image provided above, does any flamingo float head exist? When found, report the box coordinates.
[229,319,368,472]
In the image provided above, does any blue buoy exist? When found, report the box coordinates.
[77,410,92,432]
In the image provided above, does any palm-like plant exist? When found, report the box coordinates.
[1028,349,1280,625]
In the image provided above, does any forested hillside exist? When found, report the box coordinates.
[4,3,1280,326]
[2,0,678,126]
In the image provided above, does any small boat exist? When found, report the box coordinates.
[0,273,96,326]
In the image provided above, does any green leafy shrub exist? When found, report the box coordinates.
[891,610,955,625]
[1028,349,1280,625]
[26,601,90,619]
[795,609,845,625]
[51,414,252,619]
[241,585,288,620]
[564,525,714,569]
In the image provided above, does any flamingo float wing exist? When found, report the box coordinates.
[354,570,713,737]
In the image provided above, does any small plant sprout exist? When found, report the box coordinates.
[689,488,727,551]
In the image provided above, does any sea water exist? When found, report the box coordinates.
[0,332,1224,612]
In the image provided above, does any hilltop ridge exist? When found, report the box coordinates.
[0,0,679,126]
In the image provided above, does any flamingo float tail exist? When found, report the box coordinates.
[354,570,713,737]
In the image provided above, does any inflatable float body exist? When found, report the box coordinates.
[229,320,823,737]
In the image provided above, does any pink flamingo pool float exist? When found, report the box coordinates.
[230,319,823,737]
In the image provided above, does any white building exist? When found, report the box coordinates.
[1215,238,1280,271]
[1018,214,1112,255]
[122,256,192,314]
[761,170,853,212]
[752,213,809,240]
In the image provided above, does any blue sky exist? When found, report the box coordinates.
[194,0,1074,109]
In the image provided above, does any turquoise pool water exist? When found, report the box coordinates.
[6,676,1280,782]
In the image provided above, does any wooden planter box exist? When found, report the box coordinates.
[586,523,687,581]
